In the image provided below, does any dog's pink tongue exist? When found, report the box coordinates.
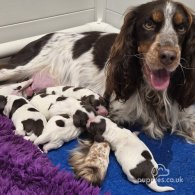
[150,69,170,90]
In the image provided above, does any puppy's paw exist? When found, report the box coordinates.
[15,129,25,136]
[34,134,50,145]
[42,141,63,153]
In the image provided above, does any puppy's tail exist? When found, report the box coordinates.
[147,179,175,192]
[69,139,110,186]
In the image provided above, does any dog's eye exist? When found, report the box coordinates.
[143,20,155,31]
[177,24,186,34]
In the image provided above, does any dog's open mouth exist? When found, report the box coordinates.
[144,64,171,90]
[150,69,170,90]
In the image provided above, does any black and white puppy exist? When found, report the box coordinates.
[0,79,33,96]
[34,114,82,152]
[37,86,108,116]
[30,94,61,119]
[0,94,47,141]
[32,93,99,152]
[30,94,97,127]
[86,116,174,192]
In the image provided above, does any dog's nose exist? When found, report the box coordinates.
[159,50,177,66]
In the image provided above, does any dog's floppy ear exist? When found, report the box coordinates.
[168,14,195,109]
[106,9,142,101]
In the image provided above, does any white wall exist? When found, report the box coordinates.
[1,0,195,44]
[105,0,195,28]
[0,0,95,43]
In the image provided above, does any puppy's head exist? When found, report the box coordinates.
[73,110,89,128]
[86,117,106,142]
[81,95,108,116]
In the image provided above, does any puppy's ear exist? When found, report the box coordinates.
[106,9,142,101]
[87,119,106,142]
[73,110,89,128]
[81,95,94,105]
[0,95,7,114]
[168,14,195,109]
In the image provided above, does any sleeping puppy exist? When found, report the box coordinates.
[0,79,33,96]
[34,114,82,153]
[37,86,108,116]
[30,94,97,127]
[0,94,47,141]
[30,94,61,119]
[86,116,174,192]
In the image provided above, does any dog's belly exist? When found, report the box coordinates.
[24,67,106,98]
[24,71,57,97]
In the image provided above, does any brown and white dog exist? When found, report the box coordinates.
[0,0,195,185]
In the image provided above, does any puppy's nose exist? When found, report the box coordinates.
[159,50,177,65]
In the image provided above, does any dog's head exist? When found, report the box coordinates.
[106,0,195,108]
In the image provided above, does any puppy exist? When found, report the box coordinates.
[86,116,174,192]
[69,140,110,186]
[37,86,108,116]
[30,94,61,119]
[0,94,47,141]
[30,94,96,127]
[34,114,82,152]
[0,79,33,96]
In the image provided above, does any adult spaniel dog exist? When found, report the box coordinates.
[0,0,195,184]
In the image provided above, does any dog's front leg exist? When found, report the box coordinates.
[142,120,165,139]
[176,105,195,144]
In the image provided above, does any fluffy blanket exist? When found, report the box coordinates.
[0,115,101,195]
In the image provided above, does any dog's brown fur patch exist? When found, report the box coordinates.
[152,11,163,23]
[174,12,184,25]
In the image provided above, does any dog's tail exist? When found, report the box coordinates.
[147,178,175,192]
[69,139,110,186]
